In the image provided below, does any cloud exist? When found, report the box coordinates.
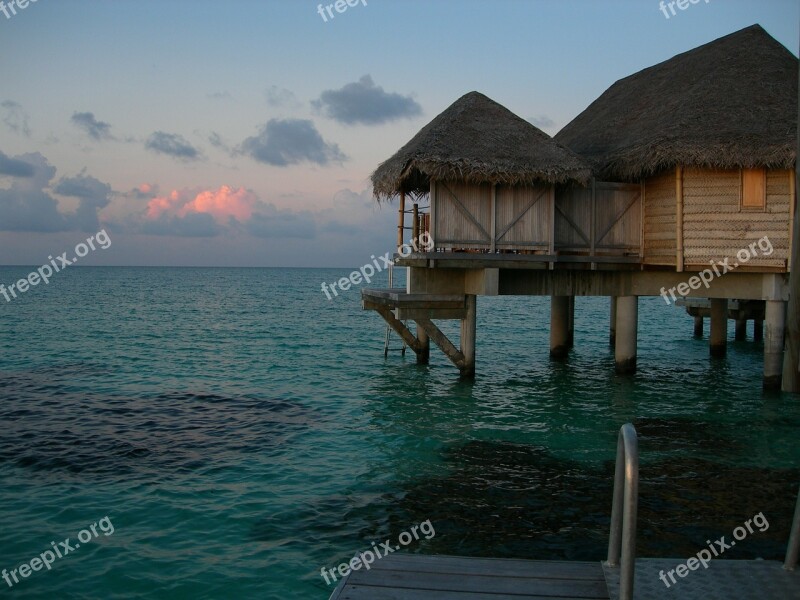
[129,183,159,200]
[71,112,114,141]
[207,91,232,100]
[240,118,346,166]
[265,86,301,108]
[0,152,111,232]
[0,150,35,177]
[146,186,256,223]
[528,115,555,129]
[53,174,113,231]
[208,131,232,153]
[1,100,31,137]
[145,131,201,160]
[312,75,422,125]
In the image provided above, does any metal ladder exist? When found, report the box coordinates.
[605,423,639,600]
[383,263,407,357]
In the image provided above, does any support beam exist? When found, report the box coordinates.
[375,307,424,354]
[415,321,430,365]
[694,316,704,338]
[550,296,570,359]
[460,294,477,377]
[610,296,617,346]
[709,299,728,358]
[615,296,638,374]
[765,300,786,390]
[417,318,466,371]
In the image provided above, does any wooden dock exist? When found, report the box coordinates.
[329,553,800,599]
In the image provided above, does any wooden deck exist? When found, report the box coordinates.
[328,554,800,600]
[329,554,607,599]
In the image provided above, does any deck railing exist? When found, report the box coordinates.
[605,423,639,600]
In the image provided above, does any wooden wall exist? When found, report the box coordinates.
[642,170,677,266]
[682,168,791,270]
[495,184,550,250]
[554,182,641,255]
[431,180,551,252]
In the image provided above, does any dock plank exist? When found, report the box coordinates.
[330,554,608,600]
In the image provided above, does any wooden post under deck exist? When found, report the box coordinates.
[550,296,571,359]
[765,300,786,390]
[567,296,575,348]
[460,295,477,377]
[709,299,728,358]
[615,296,638,374]
[415,321,430,365]
[610,296,617,346]
[694,316,704,338]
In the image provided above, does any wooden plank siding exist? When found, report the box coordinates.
[554,182,640,256]
[431,180,551,252]
[642,170,677,266]
[682,168,791,270]
[495,184,550,251]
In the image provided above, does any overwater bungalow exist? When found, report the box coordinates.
[362,24,797,389]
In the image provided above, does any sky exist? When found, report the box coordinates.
[0,0,797,267]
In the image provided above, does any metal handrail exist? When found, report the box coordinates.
[605,423,639,600]
[785,483,800,570]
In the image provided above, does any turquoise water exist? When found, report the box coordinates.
[0,266,798,599]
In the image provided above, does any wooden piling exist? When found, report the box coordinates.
[709,299,728,358]
[694,316,704,338]
[550,296,571,359]
[615,296,638,374]
[416,321,430,365]
[567,296,575,348]
[460,295,477,377]
[610,296,617,346]
[754,318,764,342]
[765,300,786,390]
[735,317,748,341]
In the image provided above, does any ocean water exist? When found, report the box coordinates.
[0,266,798,599]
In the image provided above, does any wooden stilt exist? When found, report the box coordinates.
[735,317,748,341]
[710,299,728,358]
[610,296,617,346]
[460,295,477,377]
[567,296,575,348]
[550,296,570,359]
[754,319,764,342]
[615,296,638,374]
[765,300,786,390]
[694,316,704,338]
[416,321,430,365]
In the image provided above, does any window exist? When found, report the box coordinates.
[741,168,766,210]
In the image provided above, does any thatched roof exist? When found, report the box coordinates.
[555,25,798,181]
[371,91,592,200]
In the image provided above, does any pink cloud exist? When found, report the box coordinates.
[146,185,257,222]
